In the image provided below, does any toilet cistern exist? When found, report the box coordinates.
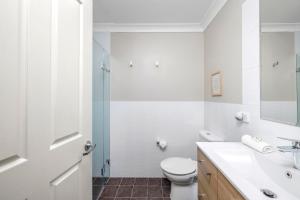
[199,130,224,142]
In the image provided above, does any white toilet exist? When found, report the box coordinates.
[160,130,223,200]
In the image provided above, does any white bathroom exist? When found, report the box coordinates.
[1,0,300,200]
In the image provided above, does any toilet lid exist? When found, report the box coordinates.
[160,157,197,175]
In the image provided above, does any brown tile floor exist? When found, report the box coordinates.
[93,177,107,200]
[99,178,171,200]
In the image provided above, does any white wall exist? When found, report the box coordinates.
[108,0,300,178]
[205,101,300,146]
[111,101,204,177]
[111,33,204,101]
[205,0,300,150]
[204,0,243,103]
[110,33,204,177]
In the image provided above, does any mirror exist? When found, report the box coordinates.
[260,0,300,126]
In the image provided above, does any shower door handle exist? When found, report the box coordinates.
[83,141,96,156]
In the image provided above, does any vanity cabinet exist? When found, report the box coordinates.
[198,149,245,200]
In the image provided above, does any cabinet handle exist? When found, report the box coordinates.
[198,160,205,163]
[206,172,212,176]
[199,193,207,199]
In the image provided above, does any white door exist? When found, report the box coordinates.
[0,0,93,199]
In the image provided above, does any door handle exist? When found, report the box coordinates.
[83,141,96,156]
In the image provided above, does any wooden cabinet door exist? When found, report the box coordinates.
[198,149,218,200]
[217,171,245,200]
[198,181,209,200]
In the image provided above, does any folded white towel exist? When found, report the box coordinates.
[241,135,275,153]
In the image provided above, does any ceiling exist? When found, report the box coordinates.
[261,0,300,23]
[93,0,214,24]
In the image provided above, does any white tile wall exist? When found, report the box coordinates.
[109,0,300,178]
[110,101,204,177]
[204,101,300,146]
[205,0,300,152]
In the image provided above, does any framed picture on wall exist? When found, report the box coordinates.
[211,71,223,96]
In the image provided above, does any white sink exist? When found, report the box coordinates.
[197,142,300,200]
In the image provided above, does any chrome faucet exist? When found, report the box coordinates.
[277,137,300,170]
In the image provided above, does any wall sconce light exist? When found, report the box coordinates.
[155,61,159,67]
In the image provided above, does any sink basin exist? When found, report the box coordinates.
[197,142,300,200]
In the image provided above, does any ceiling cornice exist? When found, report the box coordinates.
[93,23,204,32]
[261,23,300,32]
[93,0,228,33]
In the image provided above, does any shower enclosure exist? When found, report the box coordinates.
[297,55,300,125]
[92,38,110,199]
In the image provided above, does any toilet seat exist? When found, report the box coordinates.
[161,157,197,176]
